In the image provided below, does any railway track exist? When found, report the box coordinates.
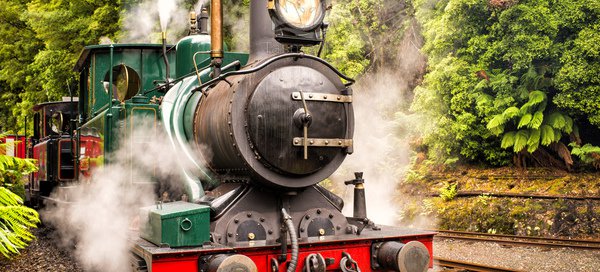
[434,257,524,272]
[427,191,600,200]
[434,229,600,250]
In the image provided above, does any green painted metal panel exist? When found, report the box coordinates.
[175,34,213,78]
[78,45,175,119]
[140,201,210,247]
[123,103,160,184]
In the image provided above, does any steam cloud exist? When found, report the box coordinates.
[120,0,202,44]
[43,118,198,271]
[331,21,431,227]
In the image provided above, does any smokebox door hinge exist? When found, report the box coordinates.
[292,138,353,148]
[291,92,352,103]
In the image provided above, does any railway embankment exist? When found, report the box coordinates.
[397,166,600,239]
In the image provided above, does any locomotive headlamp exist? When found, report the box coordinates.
[268,0,327,46]
[273,0,325,30]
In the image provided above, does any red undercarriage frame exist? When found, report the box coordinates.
[133,227,435,272]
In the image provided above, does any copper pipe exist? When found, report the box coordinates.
[210,0,223,58]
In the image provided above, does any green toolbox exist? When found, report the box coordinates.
[140,201,211,247]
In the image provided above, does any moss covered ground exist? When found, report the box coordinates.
[396,165,600,239]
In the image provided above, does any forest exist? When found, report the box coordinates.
[0,0,599,168]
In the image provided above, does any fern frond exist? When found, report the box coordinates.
[518,113,532,129]
[564,115,573,134]
[487,114,506,135]
[540,125,555,146]
[554,128,563,142]
[514,130,529,152]
[527,129,541,153]
[0,187,22,206]
[528,90,546,106]
[502,106,520,120]
[536,99,547,112]
[528,111,544,129]
[501,131,516,149]
[547,112,566,130]
[519,102,532,115]
[0,186,39,258]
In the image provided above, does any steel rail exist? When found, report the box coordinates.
[434,257,524,272]
[427,191,600,200]
[434,230,600,250]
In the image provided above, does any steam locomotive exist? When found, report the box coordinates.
[27,0,434,271]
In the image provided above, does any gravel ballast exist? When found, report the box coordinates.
[434,237,600,271]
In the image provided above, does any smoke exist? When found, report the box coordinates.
[330,20,432,227]
[118,0,250,51]
[42,118,200,271]
[120,0,201,43]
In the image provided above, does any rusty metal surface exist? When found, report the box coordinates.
[435,257,524,272]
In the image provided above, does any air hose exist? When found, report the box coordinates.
[281,208,298,272]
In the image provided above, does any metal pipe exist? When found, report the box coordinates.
[281,208,298,272]
[109,44,114,102]
[161,32,170,86]
[210,0,223,58]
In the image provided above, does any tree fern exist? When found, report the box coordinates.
[514,130,529,152]
[502,106,520,119]
[518,113,532,128]
[571,143,600,168]
[528,111,544,129]
[519,102,532,115]
[528,90,546,106]
[564,115,573,134]
[540,124,555,146]
[501,131,516,149]
[527,129,540,153]
[0,140,39,258]
[547,112,566,130]
[486,114,506,136]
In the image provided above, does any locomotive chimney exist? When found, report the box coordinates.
[249,0,283,61]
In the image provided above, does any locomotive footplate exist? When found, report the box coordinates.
[131,226,435,272]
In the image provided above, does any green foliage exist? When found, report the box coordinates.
[412,0,599,166]
[439,182,457,201]
[486,83,573,155]
[0,187,40,258]
[0,140,39,258]
[0,0,122,133]
[570,143,600,169]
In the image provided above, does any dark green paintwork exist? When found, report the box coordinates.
[75,44,176,120]
[140,201,210,247]
[175,34,213,78]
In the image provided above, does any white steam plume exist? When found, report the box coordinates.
[43,118,202,271]
[158,0,177,32]
[331,21,430,227]
[120,0,201,44]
